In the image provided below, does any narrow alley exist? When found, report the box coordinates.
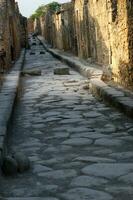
[0,37,133,200]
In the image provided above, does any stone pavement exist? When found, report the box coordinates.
[0,38,133,199]
[38,36,133,118]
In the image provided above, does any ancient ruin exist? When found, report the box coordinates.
[0,0,27,71]
[0,1,133,199]
[29,0,133,89]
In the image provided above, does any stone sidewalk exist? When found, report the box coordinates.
[38,36,133,118]
[0,49,25,164]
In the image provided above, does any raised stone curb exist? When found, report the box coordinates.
[0,49,25,167]
[90,78,133,118]
[38,36,133,118]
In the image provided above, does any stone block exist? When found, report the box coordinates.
[21,69,41,76]
[54,68,70,75]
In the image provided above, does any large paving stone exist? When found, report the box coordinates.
[95,138,123,146]
[83,112,102,118]
[74,156,115,163]
[109,151,133,160]
[105,185,133,196]
[54,67,69,75]
[70,175,108,187]
[82,163,133,179]
[62,138,92,146]
[33,164,52,173]
[38,169,77,179]
[7,198,59,200]
[60,188,113,200]
[118,172,133,184]
[71,132,108,139]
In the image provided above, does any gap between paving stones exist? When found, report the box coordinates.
[0,49,25,166]
[37,36,133,118]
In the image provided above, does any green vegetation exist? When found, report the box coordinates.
[30,1,61,20]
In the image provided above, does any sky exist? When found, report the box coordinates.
[17,0,70,18]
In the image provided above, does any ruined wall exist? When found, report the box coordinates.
[0,0,11,69]
[34,18,41,35]
[87,0,110,65]
[20,14,27,48]
[0,0,27,72]
[73,0,90,58]
[28,18,34,33]
[107,0,129,84]
[41,11,54,45]
[56,3,74,51]
[8,0,21,60]
[118,0,133,88]
[39,0,133,88]
[73,0,133,87]
[40,2,74,51]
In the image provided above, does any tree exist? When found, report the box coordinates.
[29,2,61,19]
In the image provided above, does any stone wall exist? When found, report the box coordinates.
[73,0,90,58]
[34,18,41,35]
[55,3,75,51]
[38,3,74,51]
[0,0,27,72]
[27,18,34,33]
[33,0,133,88]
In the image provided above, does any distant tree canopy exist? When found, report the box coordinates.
[30,2,61,20]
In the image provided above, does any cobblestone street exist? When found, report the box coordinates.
[0,39,133,200]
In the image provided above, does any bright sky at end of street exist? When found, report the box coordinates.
[17,0,70,18]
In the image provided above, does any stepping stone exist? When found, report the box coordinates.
[40,51,45,54]
[54,68,70,75]
[21,69,41,76]
[30,52,35,55]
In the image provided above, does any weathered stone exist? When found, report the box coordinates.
[54,68,70,75]
[62,138,92,146]
[82,163,133,179]
[70,175,108,187]
[40,51,45,54]
[33,164,52,173]
[2,156,18,175]
[13,152,30,173]
[71,132,107,139]
[38,169,77,179]
[0,0,27,70]
[74,156,115,163]
[30,52,36,55]
[7,198,59,200]
[61,188,113,200]
[109,151,133,160]
[21,69,41,76]
[95,138,123,146]
[118,172,133,184]
[83,112,102,118]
